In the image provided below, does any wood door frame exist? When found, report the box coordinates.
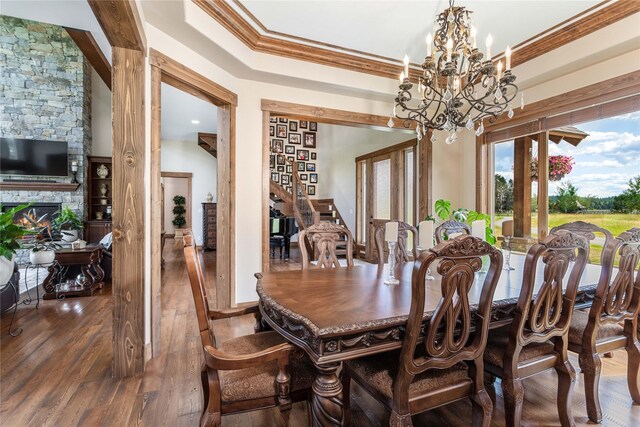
[150,49,237,358]
[161,172,193,232]
[260,99,426,272]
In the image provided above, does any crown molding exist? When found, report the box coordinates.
[194,0,639,80]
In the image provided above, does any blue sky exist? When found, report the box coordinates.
[494,112,640,197]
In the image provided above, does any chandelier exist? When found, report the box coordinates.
[391,0,521,144]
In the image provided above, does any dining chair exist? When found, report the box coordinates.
[182,229,314,426]
[373,219,418,268]
[299,221,354,269]
[435,220,471,244]
[346,235,504,427]
[483,230,589,427]
[550,220,614,264]
[568,227,640,423]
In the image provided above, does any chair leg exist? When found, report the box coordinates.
[626,338,640,404]
[471,388,493,427]
[555,359,577,427]
[389,411,413,427]
[276,363,292,427]
[579,351,602,423]
[200,367,222,427]
[483,373,497,405]
[502,377,524,427]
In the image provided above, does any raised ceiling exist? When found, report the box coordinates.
[161,83,218,142]
[236,0,601,63]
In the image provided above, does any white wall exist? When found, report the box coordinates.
[91,69,112,156]
[316,124,411,233]
[162,176,189,234]
[161,139,217,245]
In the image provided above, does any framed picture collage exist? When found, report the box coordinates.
[269,117,318,196]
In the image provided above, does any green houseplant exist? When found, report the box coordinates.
[172,195,187,238]
[428,198,497,245]
[0,203,34,285]
[52,206,83,242]
[21,209,62,265]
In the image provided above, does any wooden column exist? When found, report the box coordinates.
[418,131,432,219]
[216,105,233,308]
[513,136,532,237]
[111,46,146,376]
[537,131,550,240]
[150,65,162,358]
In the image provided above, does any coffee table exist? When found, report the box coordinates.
[42,246,105,300]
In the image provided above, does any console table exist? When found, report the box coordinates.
[42,246,104,300]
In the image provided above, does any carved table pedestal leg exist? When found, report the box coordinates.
[310,362,349,427]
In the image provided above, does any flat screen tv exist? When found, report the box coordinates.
[0,138,69,177]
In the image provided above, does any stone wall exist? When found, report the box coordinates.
[0,16,92,265]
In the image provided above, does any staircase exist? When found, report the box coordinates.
[269,151,356,258]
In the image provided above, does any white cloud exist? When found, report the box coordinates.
[496,171,513,181]
[578,160,624,168]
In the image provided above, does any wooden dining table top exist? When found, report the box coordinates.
[256,253,603,364]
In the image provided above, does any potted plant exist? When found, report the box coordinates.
[52,206,83,242]
[172,195,187,238]
[428,199,497,244]
[22,210,62,265]
[530,155,574,182]
[0,203,34,285]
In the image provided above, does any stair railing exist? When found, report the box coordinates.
[270,149,319,229]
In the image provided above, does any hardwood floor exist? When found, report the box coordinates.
[1,240,638,426]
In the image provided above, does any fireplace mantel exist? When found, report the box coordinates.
[0,182,81,191]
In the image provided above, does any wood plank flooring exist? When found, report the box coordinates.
[1,239,638,426]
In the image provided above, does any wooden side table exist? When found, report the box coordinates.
[42,246,105,300]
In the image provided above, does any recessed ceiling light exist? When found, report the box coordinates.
[191,120,200,124]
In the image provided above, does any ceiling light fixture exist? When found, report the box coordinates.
[191,120,200,124]
[390,0,521,144]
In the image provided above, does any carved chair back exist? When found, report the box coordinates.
[435,220,471,244]
[183,229,216,349]
[373,219,418,268]
[299,222,354,270]
[587,228,640,337]
[550,221,613,265]
[394,235,503,399]
[508,230,589,355]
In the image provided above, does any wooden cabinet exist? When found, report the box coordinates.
[202,203,216,251]
[84,221,112,244]
[85,156,112,243]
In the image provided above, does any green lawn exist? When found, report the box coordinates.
[494,212,640,265]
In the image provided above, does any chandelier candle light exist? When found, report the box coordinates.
[391,0,520,144]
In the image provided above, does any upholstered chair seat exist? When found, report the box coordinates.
[484,330,555,369]
[347,351,471,403]
[568,310,625,346]
[218,331,315,403]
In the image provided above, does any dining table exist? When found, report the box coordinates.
[255,252,604,427]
